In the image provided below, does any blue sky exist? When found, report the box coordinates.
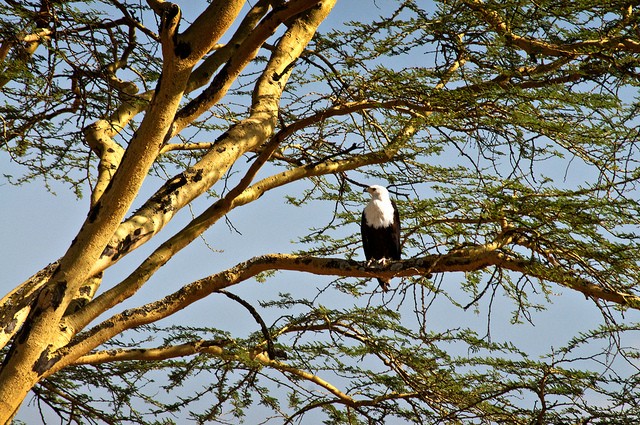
[3,0,640,423]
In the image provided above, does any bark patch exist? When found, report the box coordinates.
[51,280,67,310]
[32,345,61,376]
[175,41,191,59]
[3,318,17,334]
[88,201,101,223]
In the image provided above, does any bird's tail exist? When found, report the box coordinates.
[377,278,390,292]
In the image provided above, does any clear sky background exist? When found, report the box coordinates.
[3,1,640,423]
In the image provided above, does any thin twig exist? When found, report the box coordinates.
[216,290,278,360]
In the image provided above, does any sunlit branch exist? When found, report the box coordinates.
[0,262,59,350]
[177,0,246,65]
[463,0,640,56]
[55,237,640,379]
[73,340,227,365]
[172,0,326,135]
[257,352,363,407]
[185,0,271,93]
[159,142,217,153]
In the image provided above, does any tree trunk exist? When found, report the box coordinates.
[0,1,247,419]
[0,1,334,420]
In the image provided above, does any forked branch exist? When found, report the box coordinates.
[50,245,640,378]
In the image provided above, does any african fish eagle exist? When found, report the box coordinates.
[361,185,401,291]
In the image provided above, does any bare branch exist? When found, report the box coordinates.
[73,339,228,365]
[172,0,328,135]
[216,290,279,360]
[159,141,216,154]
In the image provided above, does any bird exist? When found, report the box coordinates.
[361,185,401,291]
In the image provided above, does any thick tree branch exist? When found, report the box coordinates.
[172,0,326,135]
[177,0,247,66]
[463,0,640,56]
[88,0,337,277]
[71,338,422,417]
[0,263,59,349]
[53,241,640,379]
[184,0,271,93]
[73,339,228,365]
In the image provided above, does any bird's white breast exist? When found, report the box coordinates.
[364,199,395,228]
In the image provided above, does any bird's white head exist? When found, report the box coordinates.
[365,185,390,201]
[363,185,395,228]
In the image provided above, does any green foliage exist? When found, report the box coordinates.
[4,0,640,423]
[31,302,640,423]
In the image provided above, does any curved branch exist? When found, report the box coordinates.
[176,0,246,66]
[172,0,327,134]
[53,241,640,379]
[73,339,228,365]
[184,0,271,94]
[0,262,59,350]
[463,0,640,56]
[216,290,278,360]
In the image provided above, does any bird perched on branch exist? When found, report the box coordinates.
[361,185,401,291]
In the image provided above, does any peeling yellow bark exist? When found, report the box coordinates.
[0,1,247,419]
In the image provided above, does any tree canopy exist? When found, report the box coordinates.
[2,0,640,423]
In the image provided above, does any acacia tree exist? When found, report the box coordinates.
[2,0,640,423]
